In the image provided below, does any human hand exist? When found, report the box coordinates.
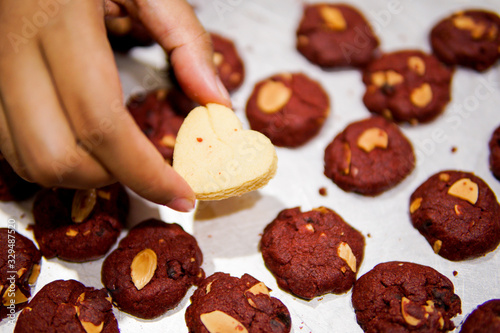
[0,0,231,211]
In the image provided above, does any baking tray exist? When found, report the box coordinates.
[1,0,499,332]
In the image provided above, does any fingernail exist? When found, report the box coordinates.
[167,197,195,212]
[215,75,232,107]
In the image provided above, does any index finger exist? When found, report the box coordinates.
[39,0,195,211]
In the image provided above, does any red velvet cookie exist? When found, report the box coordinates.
[489,125,500,181]
[246,72,329,147]
[101,219,204,319]
[409,170,500,261]
[362,50,453,124]
[324,116,415,196]
[260,207,364,300]
[185,272,291,333]
[0,229,41,321]
[14,279,119,333]
[430,9,500,72]
[211,32,245,93]
[460,299,500,333]
[127,88,195,163]
[352,261,462,332]
[32,183,129,262]
[296,3,379,68]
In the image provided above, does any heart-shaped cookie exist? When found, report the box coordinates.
[173,103,278,200]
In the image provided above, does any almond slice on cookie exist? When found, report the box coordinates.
[173,103,278,200]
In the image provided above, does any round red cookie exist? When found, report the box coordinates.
[362,50,453,124]
[0,229,41,321]
[185,272,292,333]
[324,116,415,196]
[245,72,330,147]
[210,32,245,93]
[430,9,500,72]
[352,261,462,332]
[14,279,119,333]
[32,183,129,262]
[0,155,39,201]
[489,125,500,181]
[409,170,500,261]
[101,219,204,319]
[460,299,500,333]
[296,3,379,68]
[127,88,196,163]
[260,207,364,300]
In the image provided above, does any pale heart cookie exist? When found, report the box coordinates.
[173,103,278,200]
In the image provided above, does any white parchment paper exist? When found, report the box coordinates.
[1,0,499,332]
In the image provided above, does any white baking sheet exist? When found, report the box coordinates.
[1,0,500,332]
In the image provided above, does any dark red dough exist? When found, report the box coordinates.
[246,73,330,147]
[32,183,129,262]
[0,156,39,201]
[430,10,500,72]
[489,125,500,181]
[185,272,292,333]
[101,219,204,319]
[127,88,196,163]
[106,16,154,53]
[409,170,500,261]
[352,261,462,333]
[362,50,453,124]
[0,229,41,321]
[210,32,245,93]
[260,207,364,299]
[296,3,379,68]
[460,299,500,333]
[324,116,415,196]
[14,279,119,333]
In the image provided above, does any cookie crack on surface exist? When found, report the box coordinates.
[296,92,325,110]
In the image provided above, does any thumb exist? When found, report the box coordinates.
[120,0,231,107]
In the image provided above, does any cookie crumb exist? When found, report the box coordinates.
[367,233,371,238]
[319,187,327,196]
[451,146,457,153]
[453,270,458,276]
